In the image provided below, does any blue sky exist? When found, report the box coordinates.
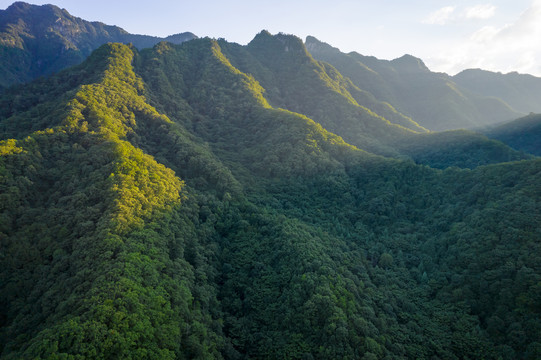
[2,0,540,75]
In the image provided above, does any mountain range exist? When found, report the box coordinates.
[305,36,525,131]
[0,2,540,359]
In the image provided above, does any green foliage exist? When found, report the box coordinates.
[378,253,393,268]
[0,37,539,360]
[136,38,359,181]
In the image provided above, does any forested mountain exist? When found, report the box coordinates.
[137,30,527,166]
[483,113,541,156]
[305,36,522,131]
[454,69,541,114]
[0,2,196,89]
[0,29,540,360]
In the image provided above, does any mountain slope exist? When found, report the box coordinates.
[0,1,196,89]
[305,36,522,131]
[454,69,541,114]
[483,113,541,156]
[0,38,540,360]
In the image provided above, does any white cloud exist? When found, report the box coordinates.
[464,4,496,19]
[423,3,497,25]
[426,0,541,76]
[422,6,456,25]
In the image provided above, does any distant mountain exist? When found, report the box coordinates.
[391,53,430,73]
[305,36,522,131]
[454,69,541,114]
[483,113,541,156]
[0,1,196,89]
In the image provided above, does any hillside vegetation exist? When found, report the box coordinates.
[0,32,539,360]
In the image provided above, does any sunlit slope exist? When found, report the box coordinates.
[0,43,230,359]
[240,31,425,154]
[159,33,522,169]
[146,31,421,157]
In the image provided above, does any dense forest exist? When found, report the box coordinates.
[0,6,540,359]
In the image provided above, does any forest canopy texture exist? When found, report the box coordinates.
[0,6,540,359]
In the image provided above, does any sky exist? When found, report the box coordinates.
[1,0,540,76]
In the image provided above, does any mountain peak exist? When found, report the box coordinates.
[305,36,339,54]
[164,32,198,44]
[4,1,66,18]
[305,35,326,47]
[5,1,33,11]
[391,54,429,73]
[249,30,308,56]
